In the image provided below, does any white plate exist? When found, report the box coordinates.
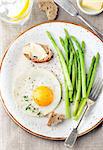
[0,21,103,140]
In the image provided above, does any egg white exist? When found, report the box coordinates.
[13,68,62,117]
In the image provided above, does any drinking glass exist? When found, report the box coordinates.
[0,0,34,25]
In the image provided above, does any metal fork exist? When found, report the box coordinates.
[54,0,103,41]
[64,78,103,148]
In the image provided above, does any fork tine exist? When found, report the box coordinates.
[94,80,103,100]
[89,78,100,97]
[92,79,101,98]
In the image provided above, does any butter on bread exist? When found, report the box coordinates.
[47,111,65,126]
[23,43,53,63]
[38,0,58,20]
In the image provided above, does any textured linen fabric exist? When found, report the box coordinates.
[0,0,103,150]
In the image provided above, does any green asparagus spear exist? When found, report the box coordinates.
[75,53,100,120]
[64,29,75,53]
[64,29,71,59]
[87,53,100,97]
[70,53,77,103]
[64,36,69,49]
[72,56,76,89]
[73,57,81,116]
[75,50,79,90]
[65,81,71,118]
[71,36,86,98]
[87,56,96,88]
[46,31,73,97]
[59,37,65,48]
[69,38,75,53]
[59,37,69,66]
[69,52,74,75]
[74,98,87,120]
[70,90,76,103]
[81,41,85,54]
[64,28,70,40]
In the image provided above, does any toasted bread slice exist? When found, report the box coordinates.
[47,111,65,126]
[38,0,58,20]
[23,43,53,63]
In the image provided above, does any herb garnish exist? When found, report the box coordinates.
[23,96,29,101]
[25,104,31,110]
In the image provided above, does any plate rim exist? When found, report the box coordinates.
[0,20,103,140]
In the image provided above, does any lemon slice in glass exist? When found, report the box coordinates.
[8,0,30,19]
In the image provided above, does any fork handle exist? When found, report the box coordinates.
[64,99,94,148]
[64,105,88,148]
[64,128,78,148]
[77,15,103,42]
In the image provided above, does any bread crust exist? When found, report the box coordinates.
[38,0,58,20]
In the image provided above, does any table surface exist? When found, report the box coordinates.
[0,0,103,150]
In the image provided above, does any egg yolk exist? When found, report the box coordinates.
[32,86,54,106]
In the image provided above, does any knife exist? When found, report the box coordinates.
[54,0,103,41]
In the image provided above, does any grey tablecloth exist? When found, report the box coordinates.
[0,0,103,150]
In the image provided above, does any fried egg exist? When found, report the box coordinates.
[13,68,61,117]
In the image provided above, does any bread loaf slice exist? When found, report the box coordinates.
[38,0,58,20]
[47,111,65,126]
